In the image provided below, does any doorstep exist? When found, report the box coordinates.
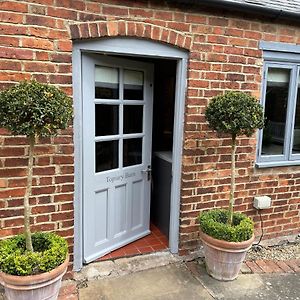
[74,251,180,282]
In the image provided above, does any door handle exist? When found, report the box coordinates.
[142,165,152,181]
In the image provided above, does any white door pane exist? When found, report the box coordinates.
[132,180,143,230]
[114,184,127,237]
[94,189,108,246]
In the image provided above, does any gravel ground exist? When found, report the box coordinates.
[246,239,300,261]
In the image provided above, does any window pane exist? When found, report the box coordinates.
[124,70,144,100]
[95,105,119,136]
[95,141,118,172]
[292,72,300,154]
[123,138,142,167]
[262,68,290,156]
[124,105,143,134]
[95,66,119,99]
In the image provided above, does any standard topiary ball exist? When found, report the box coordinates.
[0,80,73,137]
[205,91,264,137]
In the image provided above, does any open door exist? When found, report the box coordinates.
[82,54,154,263]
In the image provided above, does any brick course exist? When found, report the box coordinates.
[0,0,299,264]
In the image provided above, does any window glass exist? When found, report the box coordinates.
[95,66,119,99]
[95,141,118,172]
[124,70,144,100]
[292,73,300,154]
[124,105,143,134]
[95,105,119,136]
[123,138,142,167]
[261,68,290,156]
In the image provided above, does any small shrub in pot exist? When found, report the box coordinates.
[199,209,254,243]
[0,232,68,276]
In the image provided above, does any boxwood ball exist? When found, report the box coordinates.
[0,80,73,138]
[205,91,264,137]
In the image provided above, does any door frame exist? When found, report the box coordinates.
[72,37,188,270]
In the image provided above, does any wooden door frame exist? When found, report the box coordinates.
[72,37,188,271]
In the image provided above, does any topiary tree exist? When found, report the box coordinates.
[205,91,264,225]
[0,80,73,252]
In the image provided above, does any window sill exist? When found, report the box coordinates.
[255,160,300,168]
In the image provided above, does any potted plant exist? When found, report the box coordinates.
[0,80,73,299]
[198,91,264,281]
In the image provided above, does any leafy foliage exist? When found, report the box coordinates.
[205,91,264,137]
[199,209,254,242]
[0,232,68,276]
[0,80,73,137]
[0,80,72,253]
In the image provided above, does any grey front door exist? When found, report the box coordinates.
[82,54,154,263]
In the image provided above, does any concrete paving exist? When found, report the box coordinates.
[79,263,213,300]
[79,261,300,300]
[2,253,299,300]
[188,262,300,300]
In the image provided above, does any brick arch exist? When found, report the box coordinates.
[70,20,192,50]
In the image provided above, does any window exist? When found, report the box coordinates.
[257,42,300,167]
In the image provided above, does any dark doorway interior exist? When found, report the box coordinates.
[151,59,177,240]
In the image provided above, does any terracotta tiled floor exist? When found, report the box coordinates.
[98,223,168,261]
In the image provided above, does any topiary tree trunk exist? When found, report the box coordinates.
[23,135,35,251]
[0,80,73,252]
[229,134,236,225]
[205,91,264,226]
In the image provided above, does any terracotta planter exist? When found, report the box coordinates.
[0,256,69,300]
[199,229,254,281]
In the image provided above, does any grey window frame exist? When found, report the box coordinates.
[256,41,300,168]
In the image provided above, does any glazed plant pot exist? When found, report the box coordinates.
[199,229,254,281]
[0,256,69,300]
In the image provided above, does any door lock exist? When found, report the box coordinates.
[142,165,152,181]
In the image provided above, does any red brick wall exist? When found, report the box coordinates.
[0,0,299,260]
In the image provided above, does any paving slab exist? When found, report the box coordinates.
[260,273,300,300]
[75,251,181,283]
[189,262,300,300]
[79,263,213,300]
